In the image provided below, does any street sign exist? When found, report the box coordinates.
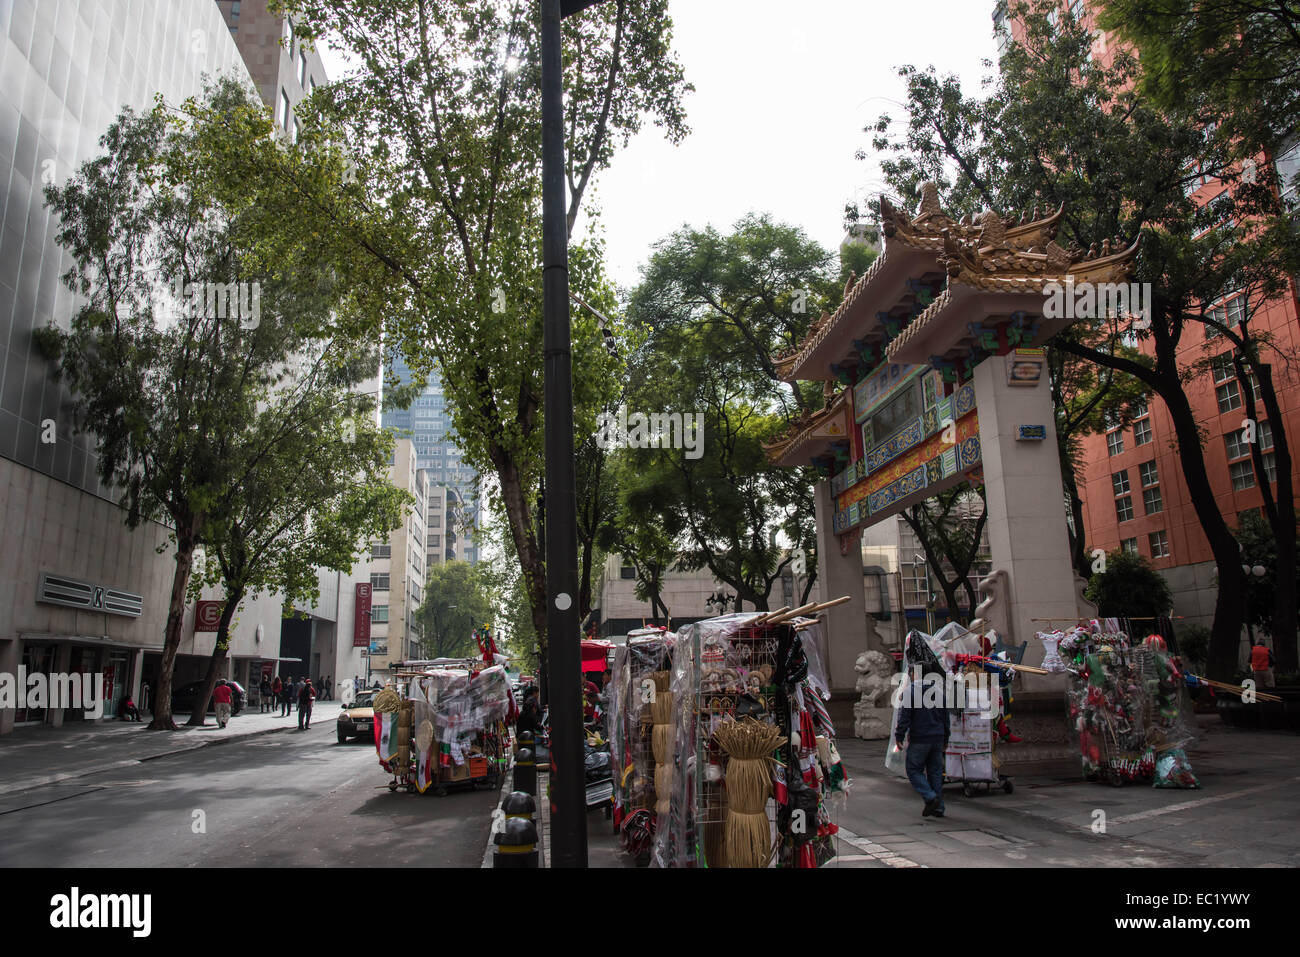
[195,600,223,632]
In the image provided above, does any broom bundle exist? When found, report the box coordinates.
[651,670,672,692]
[650,690,675,726]
[712,718,786,867]
[652,723,673,764]
[654,763,674,796]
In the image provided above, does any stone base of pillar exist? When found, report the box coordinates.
[853,703,893,739]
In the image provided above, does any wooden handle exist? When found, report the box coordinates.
[768,596,852,626]
[752,606,789,624]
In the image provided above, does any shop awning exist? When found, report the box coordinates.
[581,640,612,673]
[17,633,165,651]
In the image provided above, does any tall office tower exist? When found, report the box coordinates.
[383,353,481,568]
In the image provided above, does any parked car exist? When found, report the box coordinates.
[337,691,377,743]
[172,679,244,716]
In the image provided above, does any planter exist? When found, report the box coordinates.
[1217,687,1300,732]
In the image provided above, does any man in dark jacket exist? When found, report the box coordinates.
[895,667,951,818]
[298,679,316,730]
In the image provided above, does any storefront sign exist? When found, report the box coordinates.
[354,583,372,648]
[195,600,224,631]
[37,573,143,618]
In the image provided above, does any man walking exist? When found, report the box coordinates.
[279,675,292,717]
[213,679,234,729]
[298,678,316,731]
[894,666,951,818]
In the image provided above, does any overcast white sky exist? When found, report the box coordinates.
[318,1,1000,291]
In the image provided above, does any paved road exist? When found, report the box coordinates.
[0,723,499,868]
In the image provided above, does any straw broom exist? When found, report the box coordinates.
[713,718,786,868]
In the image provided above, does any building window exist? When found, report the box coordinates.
[1106,429,1125,456]
[1133,417,1152,446]
[299,49,309,87]
[1138,461,1158,487]
[429,533,440,548]
[229,0,240,31]
[1205,293,1245,338]
[993,2,1010,55]
[1148,530,1170,559]
[371,605,389,624]
[1115,496,1134,522]
[619,564,636,580]
[1263,451,1278,484]
[279,89,291,129]
[370,573,390,591]
[1258,419,1274,450]
[1070,0,1086,21]
[1276,134,1299,208]
[1143,485,1163,515]
[902,563,930,607]
[1229,459,1255,491]
[1216,378,1241,414]
[1121,538,1138,555]
[1111,470,1130,496]
[370,543,391,559]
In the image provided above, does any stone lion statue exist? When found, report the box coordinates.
[854,650,895,709]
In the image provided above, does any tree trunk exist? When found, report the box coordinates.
[491,444,549,702]
[148,529,198,731]
[1160,372,1246,679]
[187,590,243,726]
[1252,363,1297,673]
[1061,454,1092,580]
[578,533,594,623]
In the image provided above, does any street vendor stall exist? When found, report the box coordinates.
[374,659,516,796]
[1041,621,1202,788]
[641,600,852,869]
[608,628,673,862]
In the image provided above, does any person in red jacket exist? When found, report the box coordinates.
[1251,641,1276,689]
[212,679,234,729]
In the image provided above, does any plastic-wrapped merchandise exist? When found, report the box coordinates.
[1062,630,1199,786]
[648,611,846,868]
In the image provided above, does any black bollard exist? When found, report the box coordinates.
[516,730,534,756]
[514,747,536,796]
[493,816,539,868]
[502,790,536,823]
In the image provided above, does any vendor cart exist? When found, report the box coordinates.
[376,661,514,797]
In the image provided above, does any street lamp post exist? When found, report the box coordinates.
[541,0,606,869]
[1241,563,1267,646]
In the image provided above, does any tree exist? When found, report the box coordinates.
[1085,549,1174,628]
[1234,509,1300,648]
[1098,0,1300,157]
[865,1,1300,678]
[183,338,409,725]
[37,81,374,729]
[1048,344,1153,579]
[412,561,496,661]
[262,0,691,691]
[902,485,990,625]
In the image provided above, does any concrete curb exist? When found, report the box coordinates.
[0,723,296,797]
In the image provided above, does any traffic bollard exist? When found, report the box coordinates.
[514,747,536,795]
[493,816,539,868]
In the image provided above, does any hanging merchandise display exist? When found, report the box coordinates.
[373,660,514,796]
[636,602,852,869]
[1044,622,1201,788]
[608,630,674,860]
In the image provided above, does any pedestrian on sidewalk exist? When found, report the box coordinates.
[298,679,316,730]
[895,666,950,818]
[323,676,332,701]
[212,679,234,729]
[280,676,292,717]
[120,694,142,722]
[272,675,284,716]
[140,680,151,715]
[260,674,273,713]
[1251,640,1276,688]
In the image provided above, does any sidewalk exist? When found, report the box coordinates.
[0,701,337,797]
[481,765,630,868]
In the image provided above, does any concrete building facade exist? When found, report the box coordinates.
[0,1,360,733]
